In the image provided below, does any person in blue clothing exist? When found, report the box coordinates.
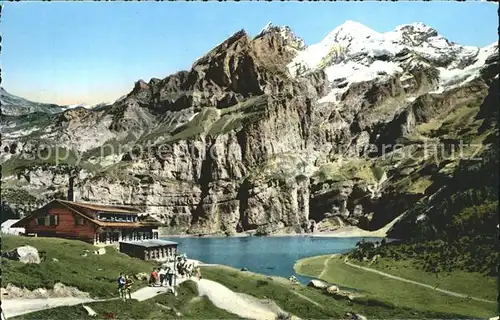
[117,272,126,300]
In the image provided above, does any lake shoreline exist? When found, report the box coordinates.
[159,215,405,239]
[160,227,389,239]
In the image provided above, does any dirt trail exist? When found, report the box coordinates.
[196,278,278,320]
[3,276,281,320]
[344,261,496,304]
[2,277,191,319]
[2,297,98,319]
[290,290,323,308]
[318,254,338,278]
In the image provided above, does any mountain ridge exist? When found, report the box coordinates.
[1,21,498,237]
[0,87,114,116]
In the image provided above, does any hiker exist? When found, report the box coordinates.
[149,268,159,287]
[125,275,133,299]
[158,267,167,286]
[184,263,192,277]
[195,266,201,281]
[185,263,192,277]
[117,272,126,300]
[177,260,185,276]
[166,265,175,287]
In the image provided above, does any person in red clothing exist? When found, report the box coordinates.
[149,268,159,287]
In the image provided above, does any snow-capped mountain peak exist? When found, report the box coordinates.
[394,22,437,35]
[322,20,381,44]
[258,21,274,36]
[287,20,498,105]
[255,22,306,52]
[287,21,386,77]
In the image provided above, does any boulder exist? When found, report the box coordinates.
[276,313,300,320]
[240,268,248,271]
[53,282,90,298]
[288,276,300,285]
[94,248,106,255]
[331,290,362,301]
[307,279,328,289]
[32,288,49,298]
[346,217,359,225]
[135,272,149,281]
[326,285,339,294]
[369,254,380,265]
[4,284,24,298]
[2,246,41,264]
[344,312,367,320]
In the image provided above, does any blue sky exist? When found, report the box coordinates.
[2,1,497,105]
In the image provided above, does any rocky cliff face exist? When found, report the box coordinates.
[1,21,498,236]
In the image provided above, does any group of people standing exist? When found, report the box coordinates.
[177,257,201,279]
[117,273,134,300]
[149,256,201,287]
[149,266,175,287]
[117,254,201,300]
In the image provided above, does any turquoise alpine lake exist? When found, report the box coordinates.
[161,236,382,284]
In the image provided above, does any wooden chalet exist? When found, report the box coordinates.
[12,199,161,245]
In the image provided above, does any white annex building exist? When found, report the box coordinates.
[1,219,25,235]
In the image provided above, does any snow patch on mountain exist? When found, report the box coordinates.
[258,22,274,37]
[289,20,497,104]
[319,61,403,104]
[3,127,42,139]
[432,43,498,93]
[256,22,306,52]
[63,101,115,111]
[289,20,398,77]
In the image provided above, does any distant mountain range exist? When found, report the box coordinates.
[0,87,113,116]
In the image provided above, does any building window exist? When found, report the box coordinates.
[75,216,85,226]
[50,215,59,226]
[35,215,58,226]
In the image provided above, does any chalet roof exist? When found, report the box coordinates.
[120,239,178,248]
[12,199,161,229]
[58,200,142,214]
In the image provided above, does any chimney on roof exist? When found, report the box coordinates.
[68,176,75,202]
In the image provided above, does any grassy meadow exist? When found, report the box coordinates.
[294,254,497,319]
